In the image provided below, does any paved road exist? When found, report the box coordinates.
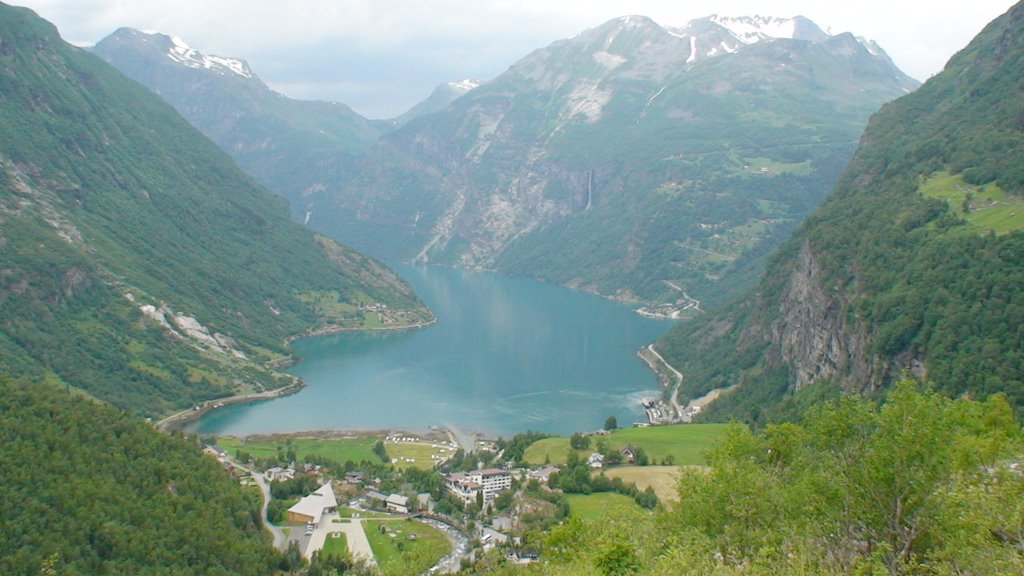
[253,472,287,550]
[222,456,287,550]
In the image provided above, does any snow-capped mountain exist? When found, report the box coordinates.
[93,28,383,223]
[669,14,887,63]
[114,28,260,81]
[163,34,255,79]
[392,78,483,127]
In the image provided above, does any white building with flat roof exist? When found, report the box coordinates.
[444,468,512,506]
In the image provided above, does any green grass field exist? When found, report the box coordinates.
[523,424,730,466]
[920,170,1023,234]
[217,436,384,465]
[321,532,349,559]
[364,519,451,576]
[565,493,642,520]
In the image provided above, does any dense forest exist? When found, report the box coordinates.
[0,377,281,575]
[658,1,1024,424]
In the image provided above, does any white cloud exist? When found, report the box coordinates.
[17,0,1018,117]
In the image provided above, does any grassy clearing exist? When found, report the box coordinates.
[364,519,451,576]
[217,436,384,465]
[920,170,1024,234]
[741,156,814,176]
[565,493,642,520]
[321,532,349,559]
[523,424,729,466]
[600,466,686,505]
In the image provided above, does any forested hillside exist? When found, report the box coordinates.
[0,3,430,417]
[658,2,1024,423]
[0,377,280,575]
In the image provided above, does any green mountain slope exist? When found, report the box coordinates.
[92,28,384,222]
[0,4,430,418]
[0,377,280,575]
[321,15,917,308]
[658,2,1024,423]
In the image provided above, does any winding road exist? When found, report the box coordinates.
[646,344,683,416]
[219,453,287,550]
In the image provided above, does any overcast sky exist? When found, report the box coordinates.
[19,0,1019,119]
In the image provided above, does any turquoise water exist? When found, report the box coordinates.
[187,265,675,437]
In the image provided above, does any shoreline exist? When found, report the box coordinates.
[158,316,436,433]
[155,379,304,432]
[284,316,437,345]
[211,425,492,453]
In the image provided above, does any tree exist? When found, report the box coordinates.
[494,490,515,512]
[570,432,591,450]
[634,447,649,466]
[372,440,389,463]
[604,416,618,431]
[595,542,641,576]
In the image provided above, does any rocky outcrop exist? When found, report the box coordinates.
[768,242,887,394]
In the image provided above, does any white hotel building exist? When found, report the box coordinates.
[444,468,513,506]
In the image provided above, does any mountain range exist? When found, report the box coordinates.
[96,15,917,309]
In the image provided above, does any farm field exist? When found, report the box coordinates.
[601,465,687,505]
[920,170,1024,234]
[523,424,730,466]
[218,435,384,465]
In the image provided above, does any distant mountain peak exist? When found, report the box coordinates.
[111,27,257,80]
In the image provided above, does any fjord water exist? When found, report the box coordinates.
[189,265,674,437]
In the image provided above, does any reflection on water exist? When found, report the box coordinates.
[186,264,675,437]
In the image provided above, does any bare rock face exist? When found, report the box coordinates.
[60,266,90,300]
[769,241,887,394]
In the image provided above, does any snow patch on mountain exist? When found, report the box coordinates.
[449,79,481,92]
[665,15,884,64]
[144,31,255,79]
[710,15,798,43]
